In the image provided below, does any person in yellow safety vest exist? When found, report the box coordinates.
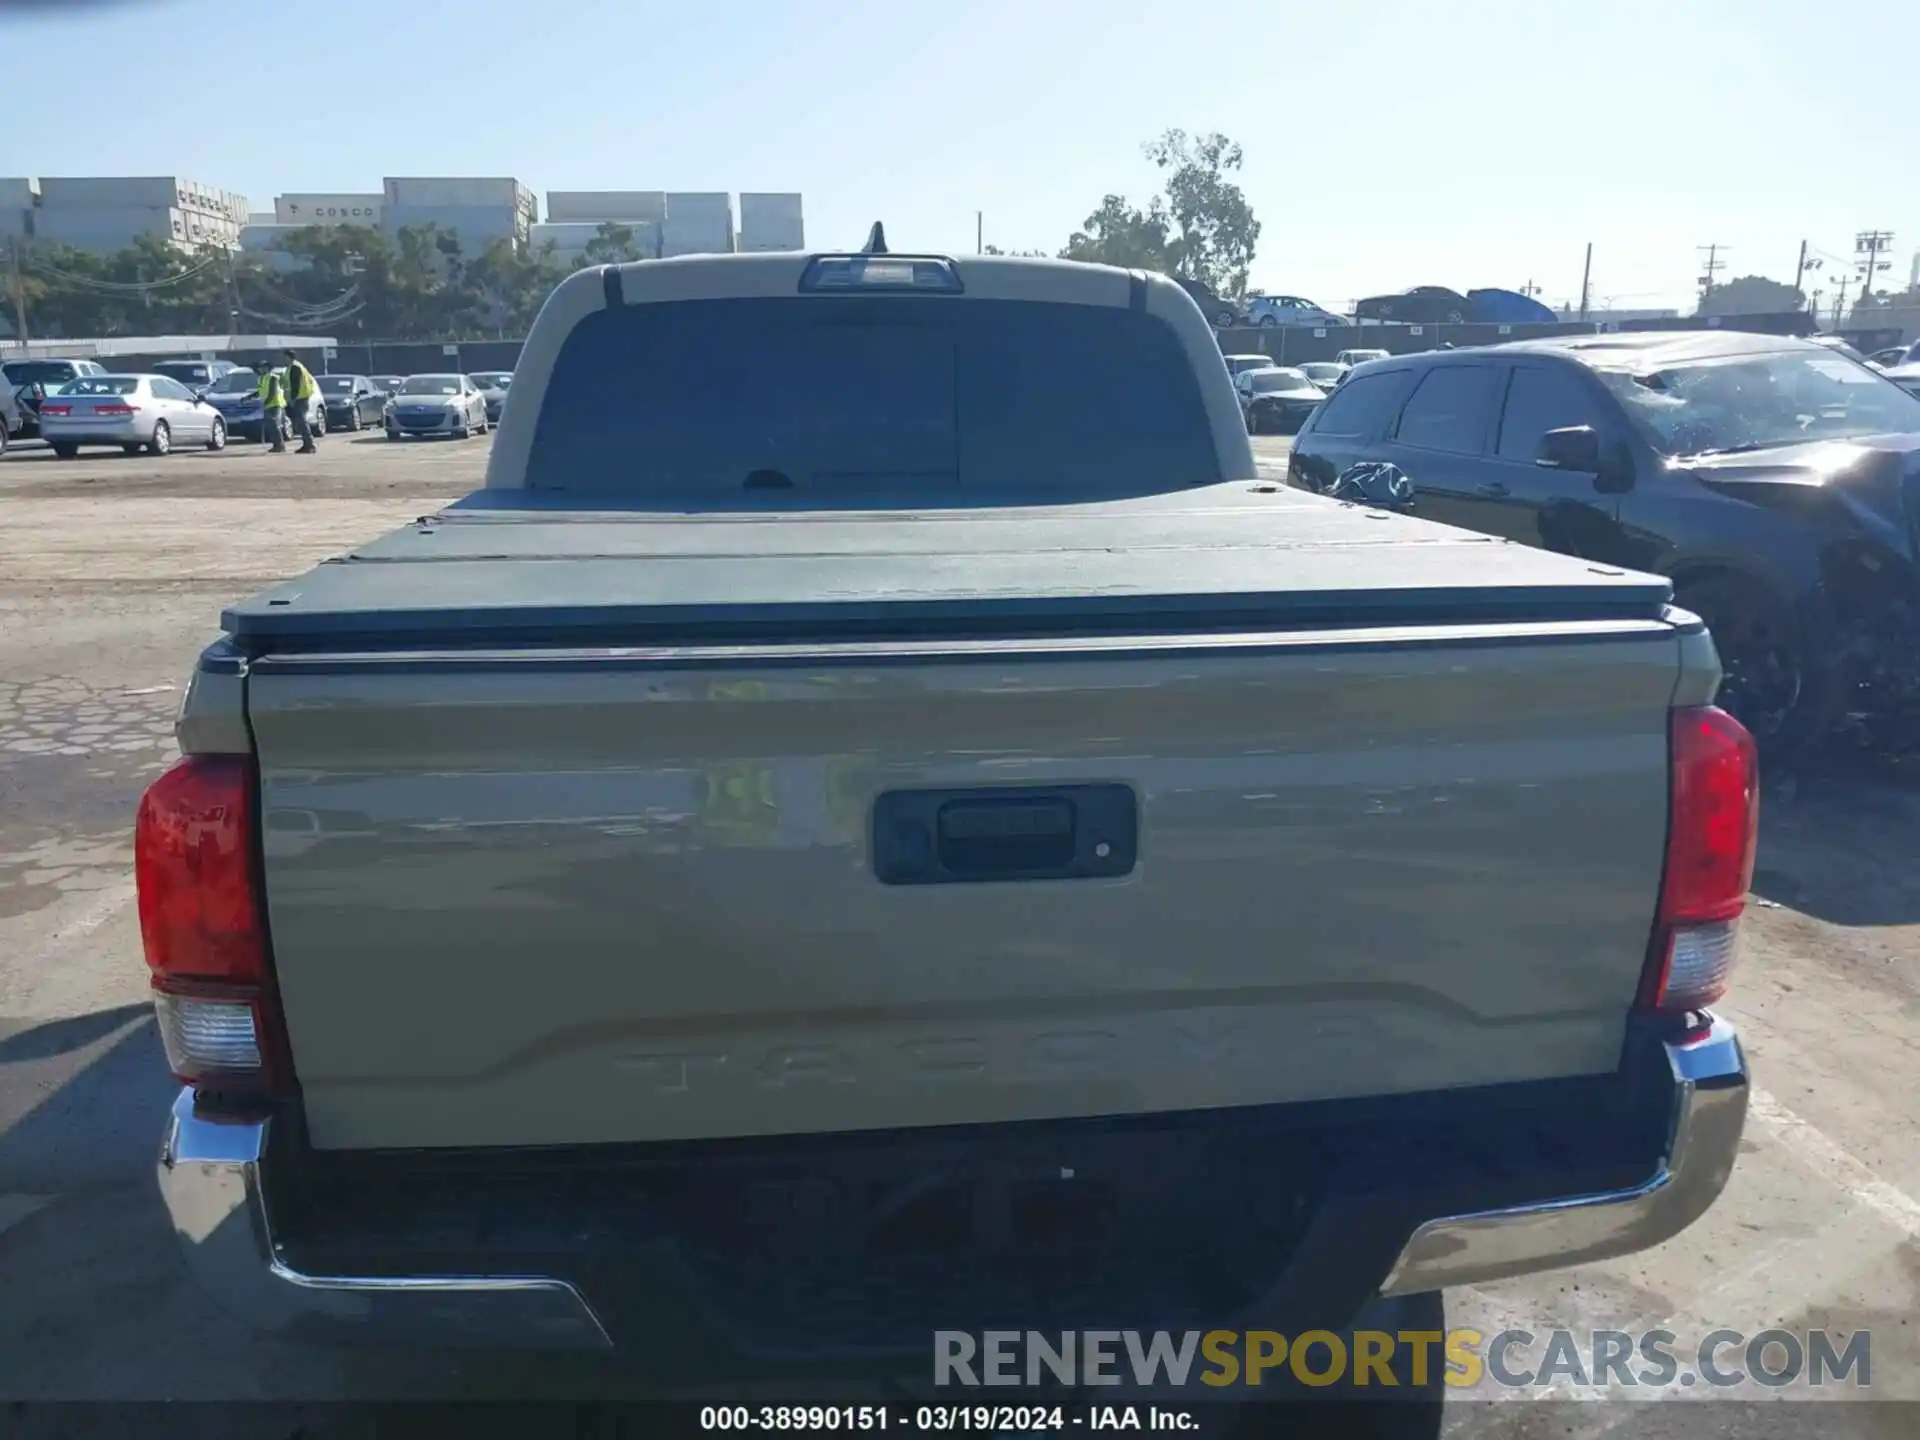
[282,349,319,453]
[256,366,288,453]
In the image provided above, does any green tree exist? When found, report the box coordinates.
[580,221,647,266]
[1059,194,1175,271]
[1698,274,1805,317]
[1143,129,1260,299]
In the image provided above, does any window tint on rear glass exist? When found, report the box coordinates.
[1306,371,1408,437]
[526,297,1221,498]
[1496,365,1603,461]
[1393,366,1498,454]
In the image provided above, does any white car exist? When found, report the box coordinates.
[1336,348,1390,366]
[1298,361,1350,393]
[1244,294,1346,328]
[1883,362,1920,399]
[1221,353,1275,379]
[384,373,491,440]
[38,373,229,459]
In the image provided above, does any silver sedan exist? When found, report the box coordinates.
[39,374,229,459]
[383,374,491,440]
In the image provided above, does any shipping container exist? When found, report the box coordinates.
[38,176,239,216]
[661,217,733,257]
[0,178,38,211]
[385,204,528,253]
[34,203,186,239]
[544,190,667,224]
[383,177,534,216]
[276,193,385,226]
[529,220,663,259]
[738,192,803,223]
[665,191,733,224]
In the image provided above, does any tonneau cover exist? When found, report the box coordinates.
[223,483,1673,649]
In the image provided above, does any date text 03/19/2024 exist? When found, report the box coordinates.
[699,1405,1200,1431]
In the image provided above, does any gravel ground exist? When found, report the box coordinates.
[0,431,1915,1436]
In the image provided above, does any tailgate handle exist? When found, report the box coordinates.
[873,785,1137,886]
[937,797,1076,875]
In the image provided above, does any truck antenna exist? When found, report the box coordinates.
[862,223,888,255]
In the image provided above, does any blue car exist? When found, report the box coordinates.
[201,368,325,443]
[1466,288,1559,324]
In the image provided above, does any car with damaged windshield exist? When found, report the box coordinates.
[144,249,1753,1412]
[1289,330,1920,754]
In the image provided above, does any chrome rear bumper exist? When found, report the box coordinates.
[1380,1016,1749,1295]
[157,1089,610,1349]
[157,1019,1747,1349]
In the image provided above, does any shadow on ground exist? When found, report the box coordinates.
[1750,751,1920,927]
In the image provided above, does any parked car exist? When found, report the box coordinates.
[3,357,109,437]
[1289,330,1920,753]
[317,374,386,431]
[1220,352,1275,379]
[383,372,490,440]
[147,252,1751,1394]
[372,374,406,394]
[1234,364,1326,434]
[1336,347,1390,366]
[1174,275,1242,328]
[469,370,513,424]
[37,373,228,458]
[1298,360,1350,393]
[1243,293,1346,328]
[200,368,326,443]
[1466,288,1559,325]
[1865,347,1908,369]
[1353,287,1472,324]
[1884,361,1920,399]
[150,359,241,391]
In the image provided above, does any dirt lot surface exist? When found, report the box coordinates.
[0,432,1916,1433]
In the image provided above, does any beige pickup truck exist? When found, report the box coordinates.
[141,249,1754,1397]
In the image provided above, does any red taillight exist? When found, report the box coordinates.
[39,403,71,417]
[134,754,288,1092]
[1640,706,1759,1015]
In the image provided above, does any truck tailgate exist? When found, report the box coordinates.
[242,497,1685,1151]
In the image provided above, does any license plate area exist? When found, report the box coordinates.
[872,784,1136,885]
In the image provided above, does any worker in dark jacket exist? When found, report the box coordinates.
[282,349,319,453]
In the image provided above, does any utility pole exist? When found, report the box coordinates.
[976,211,982,255]
[1793,240,1807,297]
[1831,272,1851,328]
[1697,243,1727,310]
[7,238,28,349]
[1578,242,1592,321]
[1853,230,1894,305]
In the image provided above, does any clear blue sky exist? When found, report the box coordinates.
[6,0,1914,314]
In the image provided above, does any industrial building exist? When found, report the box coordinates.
[7,174,803,267]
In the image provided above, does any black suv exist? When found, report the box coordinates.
[1288,331,1920,754]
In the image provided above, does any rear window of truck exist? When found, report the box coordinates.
[525,296,1222,499]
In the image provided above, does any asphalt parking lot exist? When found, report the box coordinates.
[0,431,1917,1430]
